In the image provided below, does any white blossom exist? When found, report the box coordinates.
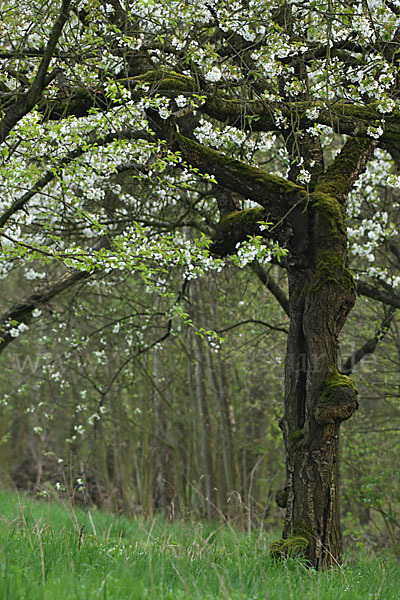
[175,95,188,108]
[205,67,222,82]
[367,125,384,139]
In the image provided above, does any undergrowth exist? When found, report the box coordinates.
[0,491,398,599]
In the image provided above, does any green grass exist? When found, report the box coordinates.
[0,491,398,599]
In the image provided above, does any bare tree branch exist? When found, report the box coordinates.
[251,261,290,316]
[0,236,110,354]
[216,318,288,335]
[341,306,396,374]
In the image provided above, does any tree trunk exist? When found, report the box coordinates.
[193,329,216,521]
[278,207,359,568]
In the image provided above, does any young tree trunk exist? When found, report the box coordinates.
[153,348,176,519]
[192,329,216,521]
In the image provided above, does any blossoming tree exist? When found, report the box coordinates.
[1,0,400,568]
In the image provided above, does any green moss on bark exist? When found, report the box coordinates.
[218,208,267,227]
[211,208,269,256]
[133,70,198,92]
[270,535,309,560]
[176,133,307,200]
[289,428,304,448]
[321,370,356,400]
[312,191,345,236]
[314,369,358,425]
[316,138,374,201]
[309,251,354,294]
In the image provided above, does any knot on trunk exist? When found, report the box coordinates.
[314,371,358,425]
[275,487,288,508]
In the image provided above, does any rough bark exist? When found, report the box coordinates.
[280,263,358,567]
[162,119,374,566]
[276,139,375,568]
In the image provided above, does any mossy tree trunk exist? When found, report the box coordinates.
[277,140,373,568]
[280,258,358,568]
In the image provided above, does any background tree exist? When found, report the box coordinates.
[1,0,400,568]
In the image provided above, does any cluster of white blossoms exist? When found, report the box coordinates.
[205,67,222,83]
[8,323,29,338]
[305,106,321,120]
[367,125,384,139]
[175,95,188,108]
[193,119,277,167]
[298,169,312,185]
[346,149,400,285]
[194,119,246,148]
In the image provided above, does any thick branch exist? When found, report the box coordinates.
[0,0,71,143]
[387,1,400,15]
[389,241,400,266]
[357,279,400,308]
[210,208,270,257]
[175,132,307,218]
[311,138,376,254]
[314,137,377,203]
[205,99,400,147]
[34,68,400,151]
[213,186,241,216]
[0,49,68,59]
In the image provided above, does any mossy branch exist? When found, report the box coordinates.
[210,208,269,256]
[315,137,376,203]
[132,70,199,92]
[176,133,307,220]
[35,67,400,151]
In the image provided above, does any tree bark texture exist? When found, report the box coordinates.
[281,267,358,568]
[278,175,362,568]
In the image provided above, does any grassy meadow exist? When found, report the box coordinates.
[0,491,398,599]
